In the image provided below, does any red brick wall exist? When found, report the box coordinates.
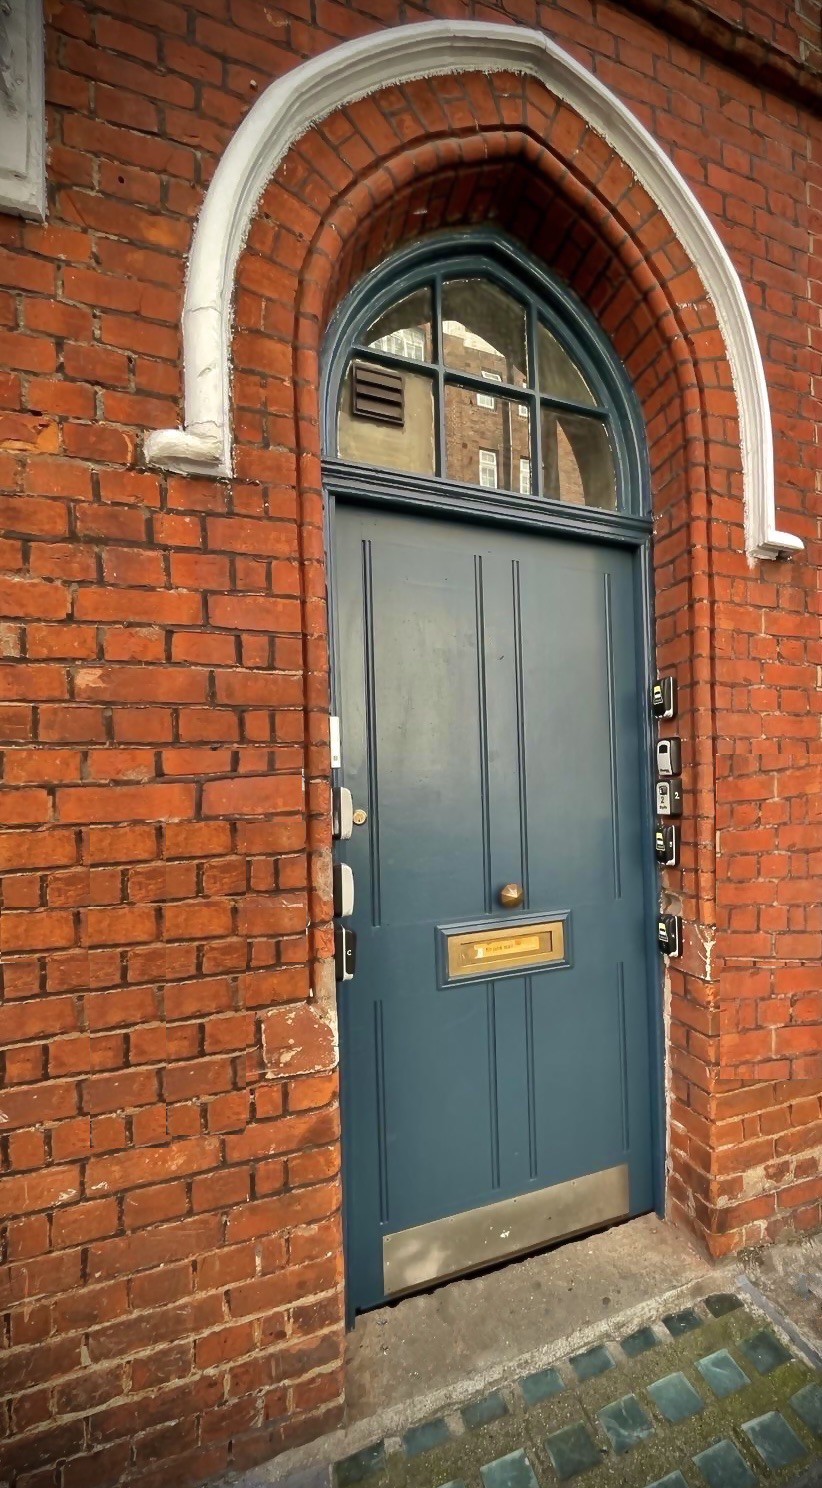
[627,0,822,70]
[0,1,819,1484]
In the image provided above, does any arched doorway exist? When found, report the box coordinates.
[324,233,662,1316]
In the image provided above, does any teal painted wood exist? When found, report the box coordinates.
[335,505,654,1314]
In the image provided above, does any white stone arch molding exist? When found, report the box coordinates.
[144,20,802,562]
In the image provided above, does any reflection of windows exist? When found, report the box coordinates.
[477,369,502,410]
[479,449,498,488]
[345,269,619,509]
[370,327,426,362]
[442,321,501,356]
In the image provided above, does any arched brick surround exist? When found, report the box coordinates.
[232,70,728,1255]
[230,66,820,1269]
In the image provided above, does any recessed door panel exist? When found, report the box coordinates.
[527,959,631,1185]
[350,536,489,928]
[518,554,628,907]
[379,986,502,1231]
[336,504,655,1313]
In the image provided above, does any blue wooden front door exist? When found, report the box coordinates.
[335,502,655,1315]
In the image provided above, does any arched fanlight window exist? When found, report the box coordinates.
[326,238,645,518]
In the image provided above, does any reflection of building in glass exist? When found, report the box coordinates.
[558,431,583,504]
[369,326,426,362]
[442,328,531,491]
[479,449,498,488]
[341,293,613,505]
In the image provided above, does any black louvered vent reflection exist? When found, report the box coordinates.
[351,361,405,426]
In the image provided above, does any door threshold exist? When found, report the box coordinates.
[345,1213,720,1427]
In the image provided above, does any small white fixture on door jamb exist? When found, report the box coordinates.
[143,20,802,563]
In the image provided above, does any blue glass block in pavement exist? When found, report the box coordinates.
[480,1449,539,1488]
[520,1365,564,1406]
[597,1393,655,1455]
[696,1349,750,1399]
[545,1421,603,1480]
[742,1410,808,1471]
[791,1381,822,1437]
[739,1328,792,1375]
[662,1307,702,1338]
[569,1344,614,1382]
[647,1372,704,1424]
[693,1439,757,1488]
[403,1418,451,1457]
[462,1391,508,1430]
[621,1325,659,1358]
[704,1293,743,1318]
[335,1442,385,1487]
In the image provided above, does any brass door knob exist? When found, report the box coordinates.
[499,882,524,908]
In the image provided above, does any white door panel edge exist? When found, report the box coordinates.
[143,20,802,562]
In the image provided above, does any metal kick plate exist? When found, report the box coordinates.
[446,918,565,980]
[383,1164,630,1297]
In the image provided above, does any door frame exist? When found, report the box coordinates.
[320,230,667,1318]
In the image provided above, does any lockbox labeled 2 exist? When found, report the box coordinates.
[656,778,683,817]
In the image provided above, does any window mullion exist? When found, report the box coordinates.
[529,301,543,499]
[434,274,447,480]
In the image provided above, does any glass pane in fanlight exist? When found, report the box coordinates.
[445,384,533,492]
[441,279,528,388]
[537,324,596,407]
[365,288,433,363]
[338,363,436,476]
[541,410,616,509]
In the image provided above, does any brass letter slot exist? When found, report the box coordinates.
[445,918,566,980]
